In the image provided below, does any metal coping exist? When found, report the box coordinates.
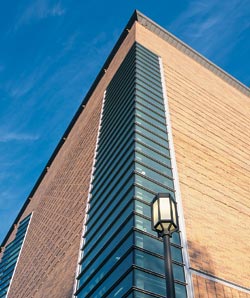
[136,10,249,96]
[1,9,249,248]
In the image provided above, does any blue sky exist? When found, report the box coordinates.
[0,0,249,243]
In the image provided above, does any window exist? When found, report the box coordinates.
[0,214,31,298]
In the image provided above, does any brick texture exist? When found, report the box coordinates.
[3,25,136,298]
[135,22,250,295]
[193,275,250,298]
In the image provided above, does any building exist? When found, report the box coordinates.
[0,10,250,298]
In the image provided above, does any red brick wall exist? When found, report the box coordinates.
[5,25,136,298]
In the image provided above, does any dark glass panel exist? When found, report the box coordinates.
[103,270,133,298]
[134,200,151,218]
[135,174,174,194]
[135,125,168,146]
[135,142,171,167]
[135,108,166,130]
[78,252,133,298]
[135,133,170,156]
[134,269,166,297]
[135,162,174,189]
[134,231,182,259]
[86,187,134,241]
[88,175,134,230]
[80,217,133,270]
[135,151,172,177]
[135,115,167,138]
[79,234,133,290]
[175,283,187,298]
[83,202,133,256]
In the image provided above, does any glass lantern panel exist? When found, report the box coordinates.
[159,196,171,220]
[156,223,163,232]
[162,222,171,231]
[153,200,159,226]
[170,223,176,232]
[171,200,177,225]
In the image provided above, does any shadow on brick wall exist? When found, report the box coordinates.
[187,240,216,277]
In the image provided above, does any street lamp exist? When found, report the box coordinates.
[151,193,179,298]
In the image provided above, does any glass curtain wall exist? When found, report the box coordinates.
[0,214,31,298]
[75,43,187,298]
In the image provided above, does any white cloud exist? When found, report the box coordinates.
[48,3,65,17]
[6,77,37,98]
[14,0,65,30]
[169,0,250,60]
[4,53,54,99]
[0,132,39,142]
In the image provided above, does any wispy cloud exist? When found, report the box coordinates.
[4,57,51,99]
[14,0,65,30]
[5,75,38,99]
[169,0,250,61]
[0,131,39,142]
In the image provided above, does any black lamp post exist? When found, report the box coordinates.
[151,193,179,298]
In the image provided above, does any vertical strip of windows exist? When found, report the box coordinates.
[75,42,187,298]
[133,43,187,298]
[75,44,137,298]
[0,213,32,298]
[158,56,195,298]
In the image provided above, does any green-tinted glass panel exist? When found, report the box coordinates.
[78,252,133,298]
[105,271,133,298]
[79,234,133,289]
[91,148,134,198]
[94,128,134,179]
[133,290,161,298]
[175,283,187,298]
[86,188,134,241]
[135,108,166,130]
[134,231,182,258]
[173,263,185,282]
[134,200,150,218]
[134,269,165,297]
[88,175,134,225]
[135,116,167,139]
[92,138,134,190]
[135,162,174,189]
[135,174,175,194]
[135,142,171,167]
[135,249,164,276]
[80,217,133,271]
[84,202,133,255]
[134,186,156,204]
[90,161,134,209]
[135,151,172,177]
[135,133,170,156]
[136,125,168,146]
[136,94,165,116]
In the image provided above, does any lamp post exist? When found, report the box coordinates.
[151,193,179,298]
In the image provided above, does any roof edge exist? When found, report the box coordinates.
[0,10,138,249]
[135,10,250,96]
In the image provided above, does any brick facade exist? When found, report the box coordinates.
[135,21,250,297]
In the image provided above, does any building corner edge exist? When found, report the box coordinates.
[158,57,195,298]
